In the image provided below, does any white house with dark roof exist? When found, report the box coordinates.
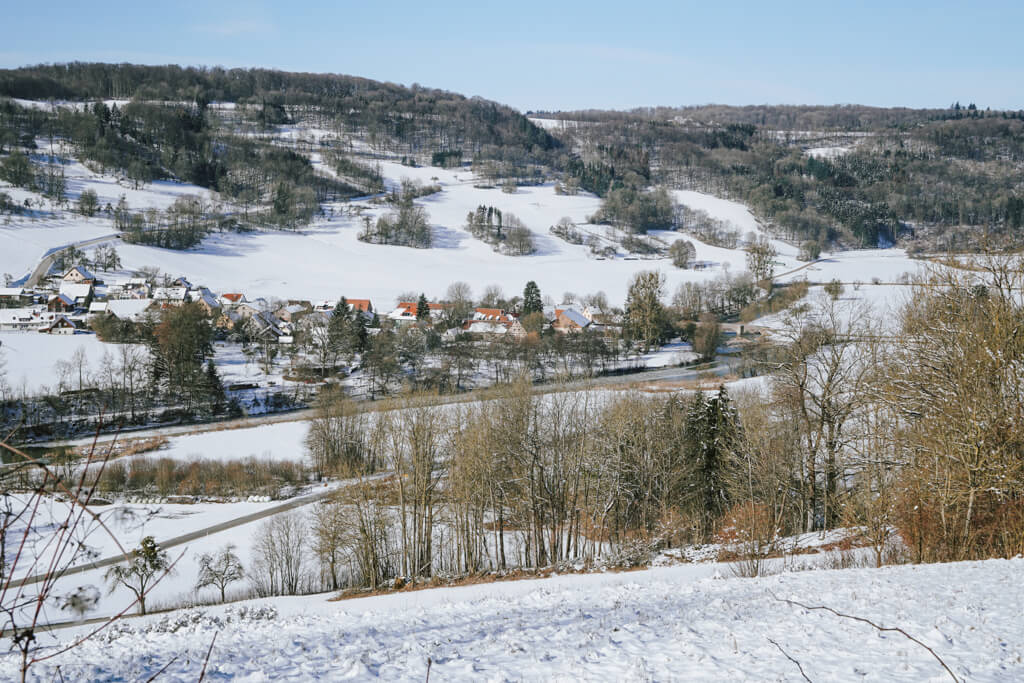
[62,265,96,284]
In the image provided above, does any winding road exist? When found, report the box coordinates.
[25,233,122,287]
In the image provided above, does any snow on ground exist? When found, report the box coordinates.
[145,420,310,464]
[16,557,1023,681]
[0,209,115,283]
[756,284,911,334]
[777,248,926,286]
[673,189,799,260]
[6,497,283,581]
[15,499,294,626]
[635,341,699,368]
[114,173,810,308]
[0,332,144,395]
[0,155,215,281]
[806,146,853,159]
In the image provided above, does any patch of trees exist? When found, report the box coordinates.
[359,198,432,248]
[549,216,584,244]
[0,150,66,200]
[672,271,759,319]
[464,205,535,255]
[119,195,231,249]
[323,150,384,194]
[96,456,306,498]
[149,303,224,414]
[595,185,675,233]
[431,149,462,167]
[564,143,650,196]
[669,239,697,268]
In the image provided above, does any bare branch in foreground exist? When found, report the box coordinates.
[766,637,812,682]
[770,591,958,682]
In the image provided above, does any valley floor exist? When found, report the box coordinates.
[9,556,1021,681]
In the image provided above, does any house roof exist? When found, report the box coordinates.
[59,282,93,300]
[43,315,80,331]
[390,301,449,318]
[473,308,516,323]
[153,287,187,300]
[463,320,509,334]
[557,309,591,329]
[51,293,76,307]
[106,299,153,321]
[0,288,26,297]
[0,307,55,325]
[221,292,246,303]
[347,299,373,312]
[63,265,95,280]
[190,288,221,309]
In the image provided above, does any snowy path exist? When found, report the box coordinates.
[10,484,343,590]
[12,557,1022,681]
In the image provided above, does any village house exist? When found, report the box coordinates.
[471,307,517,324]
[58,282,94,305]
[219,292,247,306]
[216,308,244,330]
[462,317,527,340]
[552,308,592,334]
[0,288,31,307]
[347,299,374,316]
[47,293,77,314]
[188,287,222,316]
[388,301,449,324]
[275,301,313,324]
[246,310,292,344]
[41,316,86,335]
[152,287,188,304]
[105,277,150,299]
[61,265,96,284]
[0,308,59,331]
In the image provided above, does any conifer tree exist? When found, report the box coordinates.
[522,281,543,315]
[416,293,431,322]
[683,387,740,540]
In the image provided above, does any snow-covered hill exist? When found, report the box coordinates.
[15,557,1022,681]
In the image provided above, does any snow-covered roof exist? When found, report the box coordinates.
[153,287,188,300]
[0,307,54,325]
[472,308,515,323]
[463,320,509,335]
[0,288,26,297]
[63,265,95,281]
[106,299,154,321]
[59,282,93,300]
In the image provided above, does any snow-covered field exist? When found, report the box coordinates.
[1,153,214,282]
[13,557,1022,681]
[146,420,310,464]
[0,331,144,394]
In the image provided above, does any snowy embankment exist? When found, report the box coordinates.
[17,557,1023,681]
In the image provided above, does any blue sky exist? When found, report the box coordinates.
[1,1,1020,111]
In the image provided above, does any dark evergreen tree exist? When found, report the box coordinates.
[416,293,431,322]
[204,360,226,414]
[522,281,543,315]
[683,387,740,541]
